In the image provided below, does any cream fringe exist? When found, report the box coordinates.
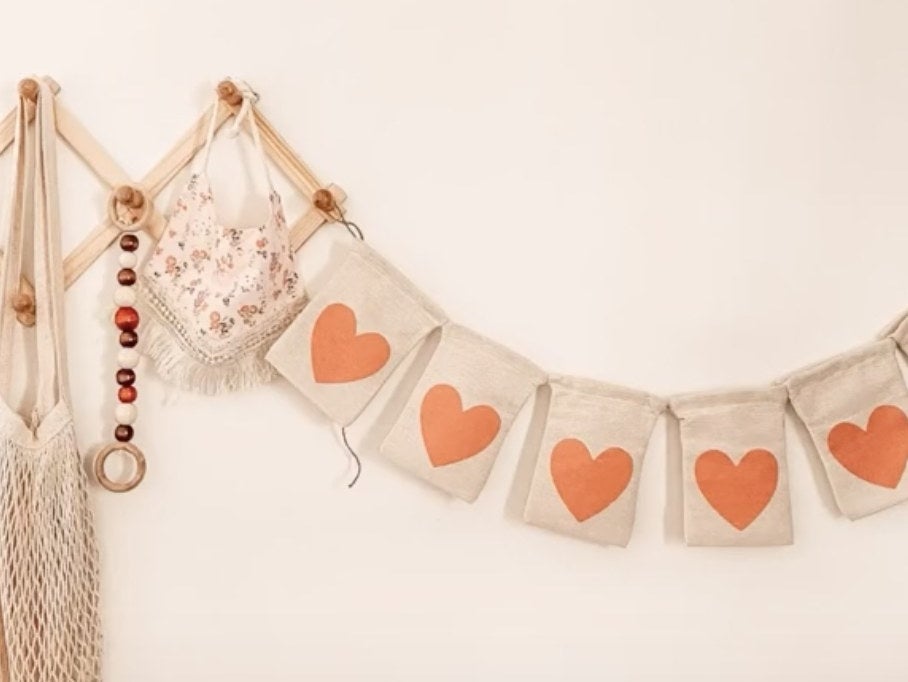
[0,421,101,681]
[140,312,283,395]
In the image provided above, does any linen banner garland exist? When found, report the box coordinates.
[267,239,908,548]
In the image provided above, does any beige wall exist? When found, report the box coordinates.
[3,0,907,679]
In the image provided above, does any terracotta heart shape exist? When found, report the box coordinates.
[827,404,908,489]
[550,438,633,522]
[420,384,501,467]
[695,449,778,531]
[310,303,391,383]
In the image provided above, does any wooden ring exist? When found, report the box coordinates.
[107,185,151,232]
[94,442,147,493]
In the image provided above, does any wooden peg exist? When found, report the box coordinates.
[109,185,150,232]
[11,291,35,327]
[115,185,144,209]
[217,80,244,107]
[313,188,337,213]
[17,78,40,123]
[11,292,34,314]
[17,78,39,102]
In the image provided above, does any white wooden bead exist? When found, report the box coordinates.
[118,251,138,268]
[115,403,137,425]
[118,348,139,369]
[113,286,136,307]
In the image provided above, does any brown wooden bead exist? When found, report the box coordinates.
[116,369,135,386]
[115,307,139,331]
[114,424,134,442]
[119,330,138,347]
[120,234,139,252]
[313,188,336,213]
[118,385,137,403]
[117,268,137,286]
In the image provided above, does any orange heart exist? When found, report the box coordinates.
[420,384,501,467]
[827,404,908,488]
[695,449,778,531]
[550,438,633,522]
[310,303,391,383]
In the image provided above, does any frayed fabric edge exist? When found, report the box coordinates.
[140,313,280,395]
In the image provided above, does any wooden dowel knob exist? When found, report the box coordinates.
[115,186,144,209]
[109,186,150,232]
[313,188,336,213]
[217,80,244,106]
[17,78,39,102]
[11,292,34,314]
[12,292,35,327]
[115,186,134,205]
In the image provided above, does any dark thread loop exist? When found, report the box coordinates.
[341,426,362,488]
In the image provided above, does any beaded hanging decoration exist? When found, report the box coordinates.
[94,185,150,493]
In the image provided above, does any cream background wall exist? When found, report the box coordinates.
[1,1,907,679]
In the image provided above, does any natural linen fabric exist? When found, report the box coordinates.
[887,312,908,357]
[523,377,664,547]
[140,81,305,394]
[267,241,446,426]
[786,338,908,520]
[671,386,793,547]
[0,81,101,681]
[380,324,545,502]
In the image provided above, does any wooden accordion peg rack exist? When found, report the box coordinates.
[0,76,347,326]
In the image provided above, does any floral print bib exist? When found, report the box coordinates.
[140,86,306,393]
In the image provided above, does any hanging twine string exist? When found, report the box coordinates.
[340,426,362,488]
[316,188,366,487]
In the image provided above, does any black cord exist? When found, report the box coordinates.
[340,426,362,488]
[340,216,364,241]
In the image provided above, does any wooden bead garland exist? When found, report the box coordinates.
[114,232,140,443]
[94,186,150,494]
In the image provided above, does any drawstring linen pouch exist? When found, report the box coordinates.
[523,377,664,547]
[380,324,546,502]
[671,386,793,546]
[140,82,305,393]
[0,81,101,680]
[785,338,908,519]
[266,241,447,426]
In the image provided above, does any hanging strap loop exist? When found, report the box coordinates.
[0,78,69,417]
[199,78,273,191]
